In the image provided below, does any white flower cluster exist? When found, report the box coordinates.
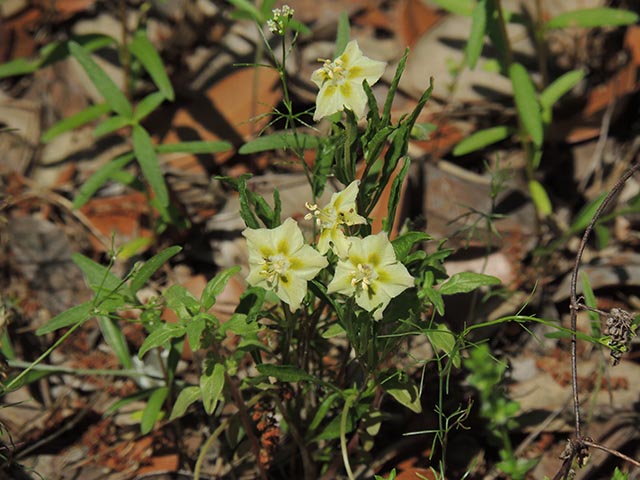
[243,181,414,319]
[266,5,294,35]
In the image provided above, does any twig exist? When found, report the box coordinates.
[561,160,640,477]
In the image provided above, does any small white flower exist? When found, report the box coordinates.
[305,180,367,254]
[327,232,414,320]
[311,40,386,121]
[268,4,294,35]
[243,218,328,311]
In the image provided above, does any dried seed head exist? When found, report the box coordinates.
[604,308,636,366]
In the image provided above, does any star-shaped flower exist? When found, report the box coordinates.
[243,218,328,311]
[305,180,367,254]
[311,40,386,121]
[326,232,414,320]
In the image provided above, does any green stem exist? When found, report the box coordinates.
[340,395,355,480]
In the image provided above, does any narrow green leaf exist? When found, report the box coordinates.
[36,302,93,335]
[98,316,133,369]
[227,0,265,23]
[528,179,552,217]
[157,140,233,154]
[42,103,111,142]
[200,362,225,415]
[129,246,182,295]
[439,272,501,295]
[138,324,186,358]
[546,8,638,29]
[93,115,131,137]
[238,133,319,154]
[257,364,317,383]
[73,153,135,208]
[453,125,513,156]
[68,41,132,118]
[335,12,350,57]
[0,58,39,79]
[466,0,487,69]
[539,70,585,110]
[581,272,600,335]
[132,124,169,206]
[129,30,174,101]
[201,266,241,310]
[569,192,607,235]
[141,386,168,434]
[170,386,201,420]
[384,157,410,234]
[428,0,474,16]
[308,392,340,432]
[509,62,543,147]
[133,91,166,122]
[72,253,123,293]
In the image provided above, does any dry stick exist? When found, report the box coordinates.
[565,161,640,471]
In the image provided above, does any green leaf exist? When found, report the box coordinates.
[426,323,461,368]
[238,133,319,154]
[381,370,422,413]
[185,313,209,351]
[383,157,411,234]
[528,179,552,217]
[129,30,174,101]
[453,125,513,156]
[581,272,600,336]
[539,69,585,110]
[439,272,501,295]
[0,58,39,79]
[157,140,233,154]
[170,386,201,420]
[201,266,241,310]
[428,0,474,16]
[227,0,265,23]
[546,8,638,29]
[308,392,340,432]
[569,192,607,235]
[68,41,132,118]
[138,324,186,358]
[132,124,169,207]
[509,62,543,148]
[36,302,93,335]
[165,285,200,320]
[42,103,111,142]
[335,12,350,57]
[465,0,487,69]
[98,316,133,369]
[201,362,226,415]
[129,246,182,295]
[141,386,168,434]
[93,115,132,137]
[73,153,135,208]
[72,253,123,293]
[133,91,166,122]
[257,364,318,383]
[392,231,431,261]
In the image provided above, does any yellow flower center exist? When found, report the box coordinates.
[350,263,377,293]
[261,254,290,287]
[318,58,346,85]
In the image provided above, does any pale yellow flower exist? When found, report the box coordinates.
[311,40,386,121]
[243,218,328,310]
[305,180,367,254]
[326,232,414,320]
